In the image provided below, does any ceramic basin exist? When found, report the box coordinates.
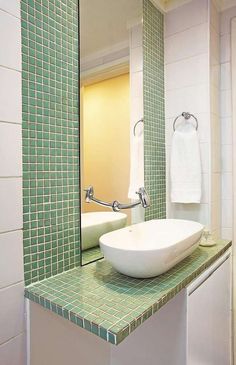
[99,219,204,278]
[81,212,127,250]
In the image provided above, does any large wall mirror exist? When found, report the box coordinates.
[80,0,144,265]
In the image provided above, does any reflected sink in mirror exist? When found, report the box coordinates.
[80,0,143,264]
[100,219,204,278]
[81,212,127,265]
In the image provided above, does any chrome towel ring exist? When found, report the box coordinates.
[133,118,144,136]
[173,112,198,131]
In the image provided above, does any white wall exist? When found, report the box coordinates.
[231,16,236,362]
[165,0,236,240]
[0,1,25,364]
[209,0,221,240]
[165,0,221,237]
[220,6,236,240]
[129,22,145,224]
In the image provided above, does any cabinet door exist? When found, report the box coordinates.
[187,256,231,365]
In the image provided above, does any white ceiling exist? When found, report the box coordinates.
[80,0,236,60]
[80,0,142,59]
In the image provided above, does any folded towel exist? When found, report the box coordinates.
[170,126,201,203]
[128,129,144,200]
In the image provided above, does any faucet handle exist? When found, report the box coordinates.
[136,187,150,208]
[84,186,94,203]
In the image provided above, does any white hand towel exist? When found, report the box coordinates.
[128,131,144,200]
[170,127,201,203]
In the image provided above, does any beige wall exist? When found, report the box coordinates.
[81,73,130,221]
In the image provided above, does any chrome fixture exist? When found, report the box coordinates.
[133,118,144,136]
[84,186,150,212]
[173,112,198,131]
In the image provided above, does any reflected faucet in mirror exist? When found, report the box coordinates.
[80,0,143,265]
[84,186,150,212]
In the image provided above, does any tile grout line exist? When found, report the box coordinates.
[0,7,21,20]
[0,331,25,348]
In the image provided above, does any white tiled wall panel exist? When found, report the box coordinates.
[220,5,236,35]
[165,54,208,91]
[131,24,142,48]
[165,84,209,119]
[130,46,143,73]
[200,143,210,174]
[0,123,22,176]
[221,62,231,90]
[131,71,143,99]
[220,5,236,240]
[165,23,208,64]
[221,144,233,173]
[0,0,21,18]
[201,173,210,204]
[209,2,221,237]
[165,0,210,229]
[221,227,233,240]
[164,0,208,37]
[0,283,25,345]
[130,23,144,225]
[171,203,209,226]
[221,199,233,229]
[221,117,232,145]
[0,334,25,365]
[0,178,23,233]
[165,0,221,237]
[220,89,232,118]
[222,173,233,200]
[0,1,24,363]
[220,33,231,63]
[0,9,21,71]
[0,67,22,124]
[0,230,23,289]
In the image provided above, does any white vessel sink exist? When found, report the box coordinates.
[81,212,127,250]
[100,219,204,278]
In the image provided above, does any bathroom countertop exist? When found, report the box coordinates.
[25,239,231,345]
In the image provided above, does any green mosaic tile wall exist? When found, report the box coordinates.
[21,0,80,286]
[143,0,166,221]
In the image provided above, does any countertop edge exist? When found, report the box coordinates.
[25,241,232,345]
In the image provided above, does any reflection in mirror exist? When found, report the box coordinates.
[80,0,143,265]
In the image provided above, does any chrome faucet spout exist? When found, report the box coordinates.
[84,186,150,211]
[136,187,150,209]
[84,186,94,203]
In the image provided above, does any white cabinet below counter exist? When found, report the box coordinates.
[187,251,232,365]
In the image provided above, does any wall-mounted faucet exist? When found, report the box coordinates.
[84,186,150,212]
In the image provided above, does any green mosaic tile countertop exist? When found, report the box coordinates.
[25,240,231,345]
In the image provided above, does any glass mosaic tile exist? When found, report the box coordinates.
[82,246,103,265]
[25,240,231,345]
[143,0,166,221]
[21,0,80,286]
